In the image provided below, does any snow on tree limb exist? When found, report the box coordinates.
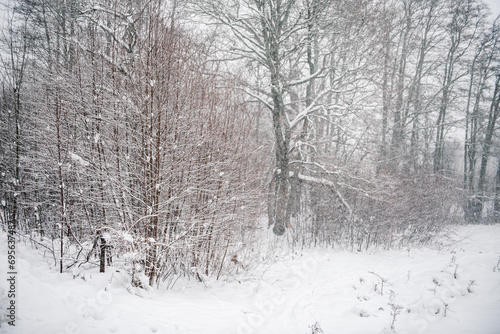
[296,173,353,217]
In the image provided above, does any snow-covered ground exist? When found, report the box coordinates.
[1,224,499,334]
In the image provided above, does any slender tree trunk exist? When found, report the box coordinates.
[463,49,491,221]
[476,75,500,219]
[99,231,106,273]
[56,90,66,274]
[494,158,500,221]
[391,2,412,164]
[11,88,20,233]
[379,17,391,172]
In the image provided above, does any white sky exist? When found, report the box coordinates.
[484,0,500,19]
[0,0,499,26]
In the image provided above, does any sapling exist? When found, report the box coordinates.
[467,280,476,293]
[442,300,449,317]
[389,303,404,331]
[369,271,390,296]
[429,278,440,295]
[389,290,396,302]
[307,322,324,334]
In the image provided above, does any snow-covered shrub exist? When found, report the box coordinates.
[285,170,461,250]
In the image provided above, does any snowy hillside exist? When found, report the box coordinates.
[1,224,500,334]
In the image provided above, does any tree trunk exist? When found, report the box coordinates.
[391,1,412,164]
[99,231,106,273]
[476,74,500,220]
[56,90,66,274]
[494,158,500,221]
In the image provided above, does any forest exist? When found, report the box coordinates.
[1,0,499,289]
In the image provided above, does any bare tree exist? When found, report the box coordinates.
[0,3,31,234]
[463,18,499,221]
[476,74,500,218]
[434,0,485,173]
[195,0,336,235]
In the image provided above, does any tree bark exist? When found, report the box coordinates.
[476,74,500,219]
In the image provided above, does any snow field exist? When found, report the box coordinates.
[0,224,499,334]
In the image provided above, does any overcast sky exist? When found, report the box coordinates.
[0,0,499,23]
[484,0,500,18]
